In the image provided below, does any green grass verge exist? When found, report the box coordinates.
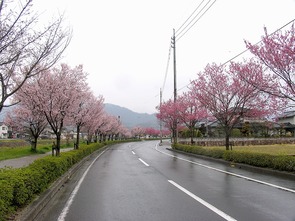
[0,140,74,161]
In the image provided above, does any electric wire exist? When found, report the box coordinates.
[175,17,295,94]
[175,0,207,34]
[176,0,217,42]
[220,18,295,67]
[176,0,213,39]
[159,0,217,102]
[162,44,172,93]
[18,0,24,8]
[154,42,172,99]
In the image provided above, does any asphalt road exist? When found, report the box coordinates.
[36,141,295,221]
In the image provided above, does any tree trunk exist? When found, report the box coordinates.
[190,126,194,145]
[76,125,80,149]
[31,136,38,152]
[172,128,178,144]
[225,135,230,150]
[86,133,91,144]
[56,133,61,156]
[223,125,233,150]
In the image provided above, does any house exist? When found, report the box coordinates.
[277,111,295,136]
[0,122,9,139]
[278,111,295,124]
[197,115,286,138]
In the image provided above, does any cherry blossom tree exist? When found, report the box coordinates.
[176,92,208,144]
[101,115,122,141]
[5,105,47,151]
[83,111,121,143]
[0,0,71,112]
[245,24,295,105]
[120,127,132,139]
[17,64,88,156]
[83,111,108,143]
[131,126,145,139]
[94,113,109,142]
[156,99,179,143]
[144,127,160,138]
[69,90,104,149]
[190,60,283,150]
[161,129,171,137]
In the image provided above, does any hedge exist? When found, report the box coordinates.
[0,142,106,221]
[172,143,295,173]
[172,143,224,159]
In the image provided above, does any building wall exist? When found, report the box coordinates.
[0,124,8,139]
[278,117,295,124]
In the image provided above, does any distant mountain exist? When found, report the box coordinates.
[0,103,160,129]
[104,103,159,129]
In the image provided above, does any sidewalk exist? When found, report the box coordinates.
[0,148,74,169]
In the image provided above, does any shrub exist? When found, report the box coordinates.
[223,151,273,168]
[173,143,295,173]
[0,179,14,220]
[0,142,106,220]
[173,143,224,159]
[231,128,241,137]
[272,155,295,172]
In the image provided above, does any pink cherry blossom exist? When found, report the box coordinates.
[190,60,283,150]
[245,24,295,105]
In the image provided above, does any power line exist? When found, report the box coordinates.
[176,0,217,42]
[160,0,217,102]
[175,18,295,94]
[175,0,207,34]
[162,44,172,93]
[220,18,295,67]
[160,0,216,102]
[154,40,172,100]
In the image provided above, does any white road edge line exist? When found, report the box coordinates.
[155,143,295,194]
[57,149,107,221]
[139,158,149,166]
[168,180,237,221]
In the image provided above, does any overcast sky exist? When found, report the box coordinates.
[34,0,295,114]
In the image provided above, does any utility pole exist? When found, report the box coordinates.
[171,29,177,144]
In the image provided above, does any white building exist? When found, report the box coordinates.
[0,122,8,139]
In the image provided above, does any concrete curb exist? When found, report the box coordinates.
[14,146,109,221]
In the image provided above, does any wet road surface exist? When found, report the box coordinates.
[37,141,295,221]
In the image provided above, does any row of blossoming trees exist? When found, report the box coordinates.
[157,23,295,150]
[6,63,166,155]
[0,1,163,156]
[6,64,129,155]
[6,63,164,155]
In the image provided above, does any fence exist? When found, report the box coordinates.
[179,137,295,146]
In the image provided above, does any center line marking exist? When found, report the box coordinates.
[139,158,149,166]
[168,180,237,221]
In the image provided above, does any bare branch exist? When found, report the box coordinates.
[0,1,71,112]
